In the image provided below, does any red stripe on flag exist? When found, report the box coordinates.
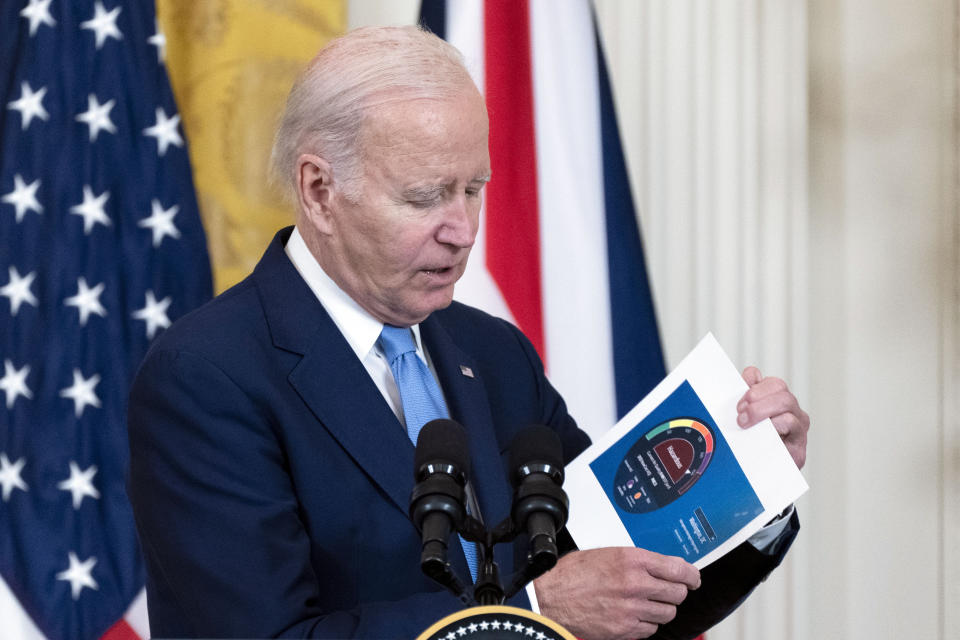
[483,0,546,362]
[99,619,142,640]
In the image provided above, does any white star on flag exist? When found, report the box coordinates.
[57,461,101,509]
[0,266,38,316]
[0,359,32,409]
[75,94,117,142]
[132,290,172,339]
[69,185,112,234]
[0,453,29,502]
[143,107,183,156]
[1,0,214,633]
[80,1,123,50]
[19,0,56,36]
[139,198,181,246]
[56,552,99,600]
[59,369,102,418]
[6,81,49,130]
[1,174,43,223]
[64,277,107,326]
[148,19,166,63]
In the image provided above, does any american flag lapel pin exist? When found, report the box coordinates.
[459,365,474,378]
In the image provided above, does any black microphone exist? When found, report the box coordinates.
[409,419,471,599]
[508,425,569,574]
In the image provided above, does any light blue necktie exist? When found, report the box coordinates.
[378,325,479,581]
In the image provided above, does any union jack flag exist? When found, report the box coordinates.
[0,1,211,637]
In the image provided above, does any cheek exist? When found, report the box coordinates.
[345,216,403,265]
[365,229,430,280]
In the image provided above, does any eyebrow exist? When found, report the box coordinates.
[402,185,446,200]
[402,175,491,200]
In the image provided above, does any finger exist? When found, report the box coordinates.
[787,440,807,469]
[773,413,809,468]
[625,574,690,605]
[740,376,788,403]
[741,366,763,386]
[634,621,660,639]
[738,389,799,427]
[771,412,804,439]
[643,555,701,590]
[634,600,679,625]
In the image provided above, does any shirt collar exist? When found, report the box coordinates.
[284,226,424,360]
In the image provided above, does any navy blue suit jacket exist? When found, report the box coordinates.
[127,227,797,639]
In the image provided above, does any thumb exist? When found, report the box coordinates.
[742,366,762,386]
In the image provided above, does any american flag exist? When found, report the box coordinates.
[0,1,212,638]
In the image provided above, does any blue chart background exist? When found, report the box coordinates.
[589,381,763,562]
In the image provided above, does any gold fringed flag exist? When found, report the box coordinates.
[157,0,345,292]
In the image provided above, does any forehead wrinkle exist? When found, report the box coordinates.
[355,92,489,190]
[362,91,486,146]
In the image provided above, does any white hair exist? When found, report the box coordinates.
[270,25,476,203]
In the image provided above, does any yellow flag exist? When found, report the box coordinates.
[157,0,345,292]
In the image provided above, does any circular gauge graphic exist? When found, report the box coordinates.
[612,418,714,514]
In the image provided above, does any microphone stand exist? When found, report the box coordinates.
[455,512,560,606]
[410,421,568,607]
[459,516,504,606]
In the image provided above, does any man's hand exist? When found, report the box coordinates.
[533,547,700,640]
[738,367,809,469]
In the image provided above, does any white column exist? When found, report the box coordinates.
[944,9,960,639]
[595,2,808,636]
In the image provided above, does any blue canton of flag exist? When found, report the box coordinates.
[0,1,212,638]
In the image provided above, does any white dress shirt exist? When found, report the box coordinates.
[285,226,438,428]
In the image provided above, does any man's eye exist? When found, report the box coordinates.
[409,195,442,208]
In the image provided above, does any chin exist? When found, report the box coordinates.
[397,294,456,326]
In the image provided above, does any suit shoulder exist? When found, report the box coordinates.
[432,301,538,359]
[434,300,519,336]
[146,275,265,358]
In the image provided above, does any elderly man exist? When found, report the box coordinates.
[127,26,806,639]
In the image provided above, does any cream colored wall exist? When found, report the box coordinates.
[349,1,959,638]
[807,2,958,639]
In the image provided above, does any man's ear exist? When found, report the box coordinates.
[296,153,335,234]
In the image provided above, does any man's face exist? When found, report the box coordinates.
[323,89,490,326]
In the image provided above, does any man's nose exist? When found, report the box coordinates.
[436,195,478,248]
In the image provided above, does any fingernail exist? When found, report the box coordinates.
[737,401,746,413]
[738,413,749,427]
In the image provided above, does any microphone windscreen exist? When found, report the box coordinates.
[414,418,470,477]
[508,424,563,479]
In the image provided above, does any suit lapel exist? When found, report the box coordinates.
[252,229,415,516]
[253,230,518,583]
[421,314,515,575]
